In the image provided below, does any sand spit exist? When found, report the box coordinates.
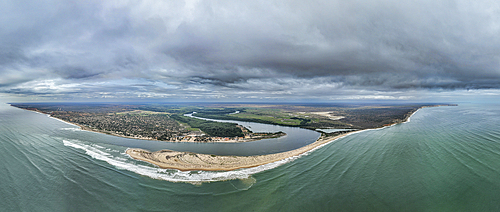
[127,105,457,171]
[126,132,352,171]
[13,104,455,171]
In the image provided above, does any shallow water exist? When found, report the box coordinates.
[48,110,321,157]
[2,103,500,211]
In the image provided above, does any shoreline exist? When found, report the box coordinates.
[12,104,455,171]
[125,105,454,171]
[126,131,356,171]
[12,106,284,143]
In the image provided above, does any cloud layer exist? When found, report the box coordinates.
[1,0,500,101]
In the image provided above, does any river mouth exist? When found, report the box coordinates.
[53,111,321,156]
[168,112,323,156]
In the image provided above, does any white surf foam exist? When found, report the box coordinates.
[356,107,423,134]
[46,115,80,127]
[61,128,363,184]
[62,139,300,184]
[60,127,84,132]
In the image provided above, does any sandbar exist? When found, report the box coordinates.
[126,132,353,171]
[126,105,451,171]
[15,104,456,171]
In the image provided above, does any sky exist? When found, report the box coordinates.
[1,0,500,103]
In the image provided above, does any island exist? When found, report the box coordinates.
[10,102,457,171]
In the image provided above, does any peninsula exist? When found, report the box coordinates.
[11,102,457,171]
[126,131,352,171]
[127,104,456,171]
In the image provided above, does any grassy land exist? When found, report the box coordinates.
[229,109,303,125]
[170,114,244,137]
[191,104,435,130]
[10,102,451,138]
[193,107,352,129]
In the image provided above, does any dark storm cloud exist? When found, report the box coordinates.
[1,0,500,100]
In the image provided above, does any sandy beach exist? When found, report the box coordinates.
[126,105,444,171]
[16,104,453,171]
[126,131,354,171]
[14,107,285,143]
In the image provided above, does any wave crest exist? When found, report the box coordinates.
[62,139,302,184]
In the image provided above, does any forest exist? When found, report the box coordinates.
[10,102,453,140]
[170,114,244,137]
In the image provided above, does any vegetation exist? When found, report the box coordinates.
[194,108,306,126]
[192,107,351,129]
[11,102,454,141]
[50,111,187,140]
[191,104,450,129]
[170,114,244,137]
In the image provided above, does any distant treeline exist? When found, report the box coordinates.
[11,102,443,136]
[193,110,344,129]
[192,106,427,129]
[194,112,277,124]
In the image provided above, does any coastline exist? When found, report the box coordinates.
[71,122,285,143]
[125,105,452,171]
[12,104,455,171]
[126,131,356,171]
[12,106,283,143]
[18,107,143,140]
[13,106,83,128]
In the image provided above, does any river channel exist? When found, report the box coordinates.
[59,111,321,156]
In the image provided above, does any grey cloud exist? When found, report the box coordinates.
[1,0,500,101]
[150,0,500,90]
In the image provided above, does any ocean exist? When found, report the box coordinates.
[1,102,500,211]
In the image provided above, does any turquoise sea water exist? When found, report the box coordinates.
[1,103,500,211]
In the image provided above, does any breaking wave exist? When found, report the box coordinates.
[59,108,424,184]
[62,139,304,184]
[60,127,84,132]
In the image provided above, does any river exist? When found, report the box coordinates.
[2,102,500,211]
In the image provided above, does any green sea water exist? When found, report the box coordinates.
[1,102,500,211]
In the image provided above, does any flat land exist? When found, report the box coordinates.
[126,104,456,171]
[126,131,353,171]
[11,102,455,141]
[10,102,456,171]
